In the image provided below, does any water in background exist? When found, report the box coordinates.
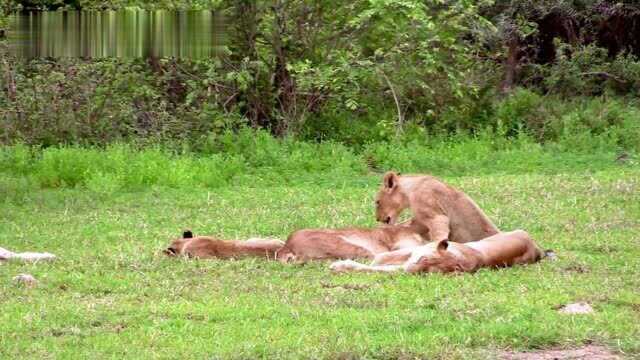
[8,10,225,59]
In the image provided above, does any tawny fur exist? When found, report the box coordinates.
[164,232,284,260]
[375,172,499,243]
[330,230,545,274]
[276,220,430,262]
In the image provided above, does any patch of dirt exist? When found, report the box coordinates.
[13,273,37,287]
[563,264,590,273]
[586,219,639,232]
[320,281,370,290]
[501,345,620,360]
[558,302,594,315]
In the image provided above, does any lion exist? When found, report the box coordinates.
[163,230,284,259]
[375,171,499,243]
[330,230,547,274]
[276,220,430,262]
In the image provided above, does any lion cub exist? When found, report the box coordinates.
[375,171,499,243]
[164,231,284,259]
[276,220,430,262]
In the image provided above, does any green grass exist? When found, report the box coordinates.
[1,149,639,358]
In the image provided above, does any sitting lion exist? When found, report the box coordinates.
[375,171,500,243]
[276,220,430,262]
[164,231,284,259]
[330,230,547,274]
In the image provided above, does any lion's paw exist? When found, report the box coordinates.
[330,259,362,272]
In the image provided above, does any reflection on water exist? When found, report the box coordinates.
[8,10,225,59]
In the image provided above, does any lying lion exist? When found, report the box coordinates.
[375,171,500,243]
[163,231,284,259]
[276,220,430,262]
[330,230,546,274]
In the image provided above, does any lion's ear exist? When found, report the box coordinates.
[437,240,449,252]
[383,171,399,192]
[183,230,193,239]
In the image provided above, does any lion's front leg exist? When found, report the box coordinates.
[329,260,368,272]
[425,215,450,242]
[372,248,415,265]
[330,260,405,273]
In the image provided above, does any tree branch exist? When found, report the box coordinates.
[379,69,404,135]
[579,72,627,84]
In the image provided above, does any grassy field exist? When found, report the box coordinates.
[1,152,639,358]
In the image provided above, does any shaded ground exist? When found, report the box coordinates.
[501,345,620,360]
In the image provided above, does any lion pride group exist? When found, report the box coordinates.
[164,172,549,274]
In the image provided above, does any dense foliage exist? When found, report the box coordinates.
[2,0,640,150]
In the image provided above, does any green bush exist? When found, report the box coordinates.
[480,90,640,152]
[527,43,640,97]
[551,98,640,153]
[0,57,243,147]
[491,88,556,140]
[3,47,639,149]
[299,109,395,147]
[0,143,34,176]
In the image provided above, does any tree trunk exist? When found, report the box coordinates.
[501,37,519,93]
[230,0,270,128]
[271,1,296,136]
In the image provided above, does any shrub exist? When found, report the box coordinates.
[529,43,640,97]
[299,108,399,147]
[0,57,244,147]
[484,90,640,152]
[551,98,640,153]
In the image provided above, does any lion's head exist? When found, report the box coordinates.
[375,171,409,225]
[405,240,477,273]
[163,230,193,256]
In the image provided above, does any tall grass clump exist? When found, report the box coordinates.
[5,145,248,191]
[362,133,542,176]
[199,128,368,181]
[551,98,640,153]
[363,127,631,176]
[0,130,368,191]
[1,120,637,193]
